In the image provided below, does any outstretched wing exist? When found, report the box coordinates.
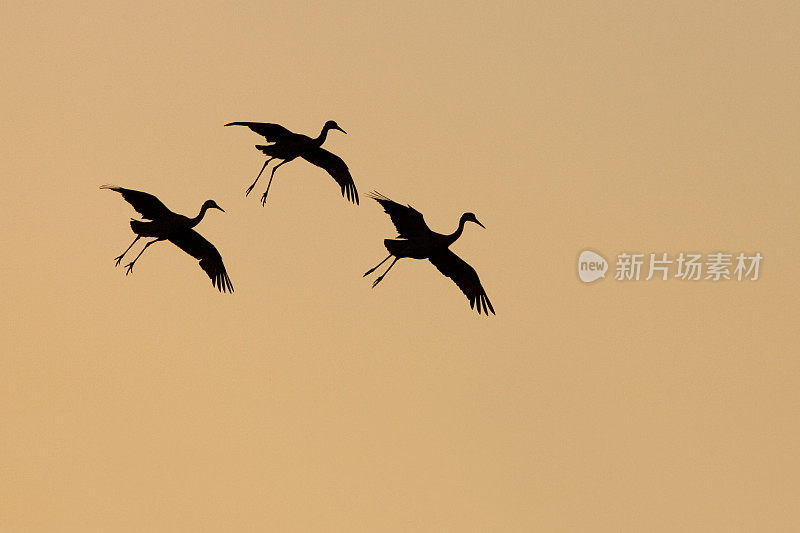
[428,249,494,315]
[224,121,295,142]
[101,185,171,220]
[301,146,359,204]
[167,228,234,293]
[367,192,429,238]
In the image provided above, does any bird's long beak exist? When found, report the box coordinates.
[336,126,347,134]
[476,219,486,229]
[216,206,225,213]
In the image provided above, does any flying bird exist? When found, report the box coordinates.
[224,120,359,205]
[364,192,494,315]
[101,185,233,293]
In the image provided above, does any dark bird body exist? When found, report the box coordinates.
[224,120,358,205]
[364,192,494,315]
[101,185,233,293]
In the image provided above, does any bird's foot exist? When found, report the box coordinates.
[363,268,376,277]
[113,255,124,267]
[371,276,384,288]
[245,185,254,197]
[260,193,268,206]
[124,262,135,275]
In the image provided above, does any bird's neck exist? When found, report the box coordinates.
[188,205,210,227]
[315,124,332,146]
[445,216,468,245]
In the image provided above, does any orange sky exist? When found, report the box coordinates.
[2,1,799,530]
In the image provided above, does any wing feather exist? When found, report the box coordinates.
[101,185,171,220]
[224,121,295,142]
[301,146,359,204]
[428,249,494,315]
[167,228,234,293]
[367,192,429,238]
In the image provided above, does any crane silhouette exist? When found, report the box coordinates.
[101,185,234,293]
[364,192,495,315]
[224,120,359,205]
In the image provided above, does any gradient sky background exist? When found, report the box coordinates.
[2,1,799,530]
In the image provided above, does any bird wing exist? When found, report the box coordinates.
[101,185,172,220]
[428,249,495,315]
[167,228,234,293]
[224,121,295,142]
[301,146,359,204]
[367,192,429,238]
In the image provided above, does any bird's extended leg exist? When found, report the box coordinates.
[363,255,392,277]
[124,238,163,275]
[371,258,399,288]
[261,159,292,206]
[114,235,141,266]
[245,157,274,197]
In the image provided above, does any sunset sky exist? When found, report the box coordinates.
[2,1,799,530]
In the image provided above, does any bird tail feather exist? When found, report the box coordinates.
[99,184,121,191]
[255,144,277,155]
[130,219,147,235]
[383,239,406,256]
